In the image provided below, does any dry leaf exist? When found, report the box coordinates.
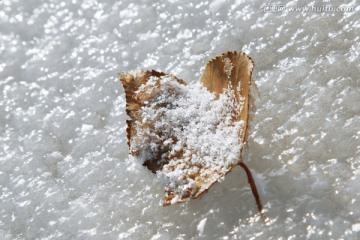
[120,51,262,215]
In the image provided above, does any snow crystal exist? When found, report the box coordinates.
[81,124,94,132]
[223,57,234,79]
[197,218,207,235]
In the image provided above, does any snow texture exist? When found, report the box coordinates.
[197,218,207,235]
[0,0,359,239]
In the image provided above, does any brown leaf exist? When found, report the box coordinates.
[200,51,254,143]
[119,52,257,207]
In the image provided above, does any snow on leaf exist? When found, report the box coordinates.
[119,52,260,210]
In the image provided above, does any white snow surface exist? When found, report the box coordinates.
[0,0,359,239]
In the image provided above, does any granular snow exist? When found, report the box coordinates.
[1,0,359,239]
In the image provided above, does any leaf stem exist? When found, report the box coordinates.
[238,162,265,221]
